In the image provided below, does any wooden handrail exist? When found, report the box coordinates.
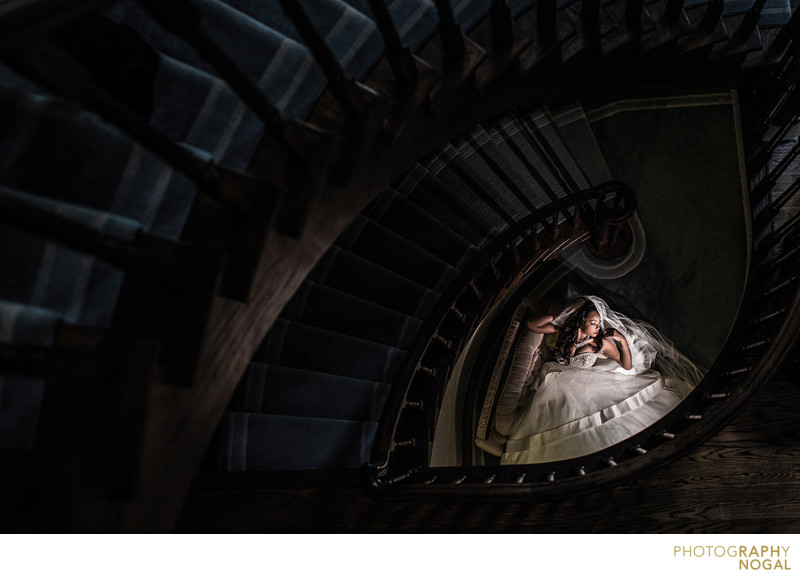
[369,181,636,474]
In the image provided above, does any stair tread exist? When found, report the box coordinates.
[308,247,441,318]
[521,108,593,193]
[335,215,461,290]
[548,102,613,186]
[497,115,573,202]
[215,411,376,470]
[471,123,560,210]
[256,319,407,383]
[228,362,390,422]
[281,280,423,348]
[396,165,496,247]
[366,188,478,267]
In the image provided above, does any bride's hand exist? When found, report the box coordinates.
[605,328,629,349]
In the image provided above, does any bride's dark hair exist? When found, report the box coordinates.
[553,300,604,365]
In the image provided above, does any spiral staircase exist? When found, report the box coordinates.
[1,0,799,531]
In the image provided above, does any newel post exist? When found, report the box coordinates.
[587,182,637,260]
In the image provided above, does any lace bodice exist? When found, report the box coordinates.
[569,352,600,369]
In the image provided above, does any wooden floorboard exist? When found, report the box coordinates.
[177,377,800,533]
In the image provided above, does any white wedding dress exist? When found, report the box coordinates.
[500,296,703,465]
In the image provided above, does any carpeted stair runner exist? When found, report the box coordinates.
[307,248,442,318]
[280,280,423,347]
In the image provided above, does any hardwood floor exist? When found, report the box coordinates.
[177,367,800,533]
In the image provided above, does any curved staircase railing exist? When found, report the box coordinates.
[0,0,797,530]
[361,16,800,498]
[366,181,637,479]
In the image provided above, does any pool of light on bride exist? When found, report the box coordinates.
[428,93,747,467]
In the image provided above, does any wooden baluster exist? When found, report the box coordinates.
[450,305,467,323]
[754,113,800,171]
[702,0,724,32]
[386,468,418,484]
[384,467,419,485]
[418,364,439,378]
[276,0,389,185]
[769,212,800,244]
[732,0,767,44]
[767,245,799,270]
[364,0,438,144]
[277,0,382,120]
[366,0,419,86]
[663,0,685,26]
[135,0,286,139]
[468,280,483,300]
[551,211,561,238]
[742,338,770,351]
[750,308,787,326]
[135,0,335,238]
[572,204,582,232]
[490,0,514,50]
[763,276,797,297]
[393,438,417,450]
[724,365,753,377]
[538,0,558,46]
[768,167,800,211]
[510,241,521,265]
[755,81,797,138]
[433,0,465,63]
[489,260,502,280]
[625,0,645,28]
[755,48,798,133]
[425,0,485,112]
[705,392,731,400]
[754,140,800,195]
[433,332,454,350]
[770,8,800,55]
[581,0,601,37]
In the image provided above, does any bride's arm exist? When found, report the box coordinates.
[526,314,558,334]
[602,330,632,370]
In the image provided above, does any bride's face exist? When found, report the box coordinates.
[581,311,602,337]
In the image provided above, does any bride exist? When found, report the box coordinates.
[500,296,705,465]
